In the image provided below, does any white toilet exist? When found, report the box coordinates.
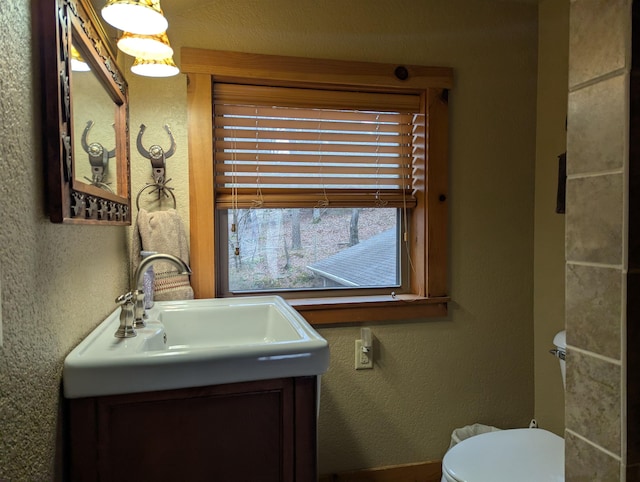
[441,330,566,482]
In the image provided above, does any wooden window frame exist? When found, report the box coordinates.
[183,48,452,325]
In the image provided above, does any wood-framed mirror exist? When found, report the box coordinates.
[38,0,131,225]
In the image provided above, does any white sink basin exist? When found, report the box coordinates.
[63,296,329,398]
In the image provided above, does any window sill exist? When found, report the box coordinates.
[288,295,449,326]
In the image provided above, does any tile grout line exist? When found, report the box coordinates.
[568,344,622,366]
[566,260,623,270]
[566,168,624,180]
[566,428,623,462]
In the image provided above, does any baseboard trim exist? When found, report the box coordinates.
[319,460,442,482]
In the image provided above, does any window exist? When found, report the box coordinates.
[183,49,452,324]
[214,85,418,296]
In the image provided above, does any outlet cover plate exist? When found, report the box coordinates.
[355,339,373,370]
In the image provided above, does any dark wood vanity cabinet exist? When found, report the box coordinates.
[67,376,318,482]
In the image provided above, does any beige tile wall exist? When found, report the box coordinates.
[565,0,631,480]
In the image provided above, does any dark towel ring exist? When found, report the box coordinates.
[135,183,177,211]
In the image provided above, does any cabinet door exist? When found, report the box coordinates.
[69,378,316,482]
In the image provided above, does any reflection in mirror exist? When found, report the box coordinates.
[79,121,116,193]
[71,42,119,194]
[37,0,131,225]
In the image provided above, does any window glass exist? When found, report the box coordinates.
[223,207,399,293]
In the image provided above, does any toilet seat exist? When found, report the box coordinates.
[442,428,564,482]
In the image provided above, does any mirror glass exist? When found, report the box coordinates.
[71,40,119,194]
[38,0,131,225]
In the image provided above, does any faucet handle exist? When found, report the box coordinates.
[114,291,136,338]
[115,291,133,305]
[132,289,147,329]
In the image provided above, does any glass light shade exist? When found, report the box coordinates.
[70,45,91,71]
[102,0,168,35]
[131,57,180,77]
[117,31,173,60]
[71,58,91,72]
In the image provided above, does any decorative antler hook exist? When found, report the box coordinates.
[136,124,176,185]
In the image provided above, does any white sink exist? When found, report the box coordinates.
[63,296,329,398]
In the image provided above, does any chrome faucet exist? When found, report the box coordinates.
[114,253,191,338]
[132,253,192,327]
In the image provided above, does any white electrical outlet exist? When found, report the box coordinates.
[355,339,373,370]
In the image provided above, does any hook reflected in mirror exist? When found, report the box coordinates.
[82,120,116,193]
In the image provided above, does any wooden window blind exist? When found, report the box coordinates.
[213,83,424,209]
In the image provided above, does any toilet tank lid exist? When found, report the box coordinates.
[554,330,566,349]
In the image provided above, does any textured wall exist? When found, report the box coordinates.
[0,0,543,479]
[0,1,130,480]
[564,0,631,480]
[533,0,568,436]
[130,0,539,473]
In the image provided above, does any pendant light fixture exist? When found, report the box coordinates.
[117,31,174,60]
[103,0,179,78]
[131,56,180,77]
[101,0,168,35]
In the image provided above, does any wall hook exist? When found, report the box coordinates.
[136,124,176,185]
